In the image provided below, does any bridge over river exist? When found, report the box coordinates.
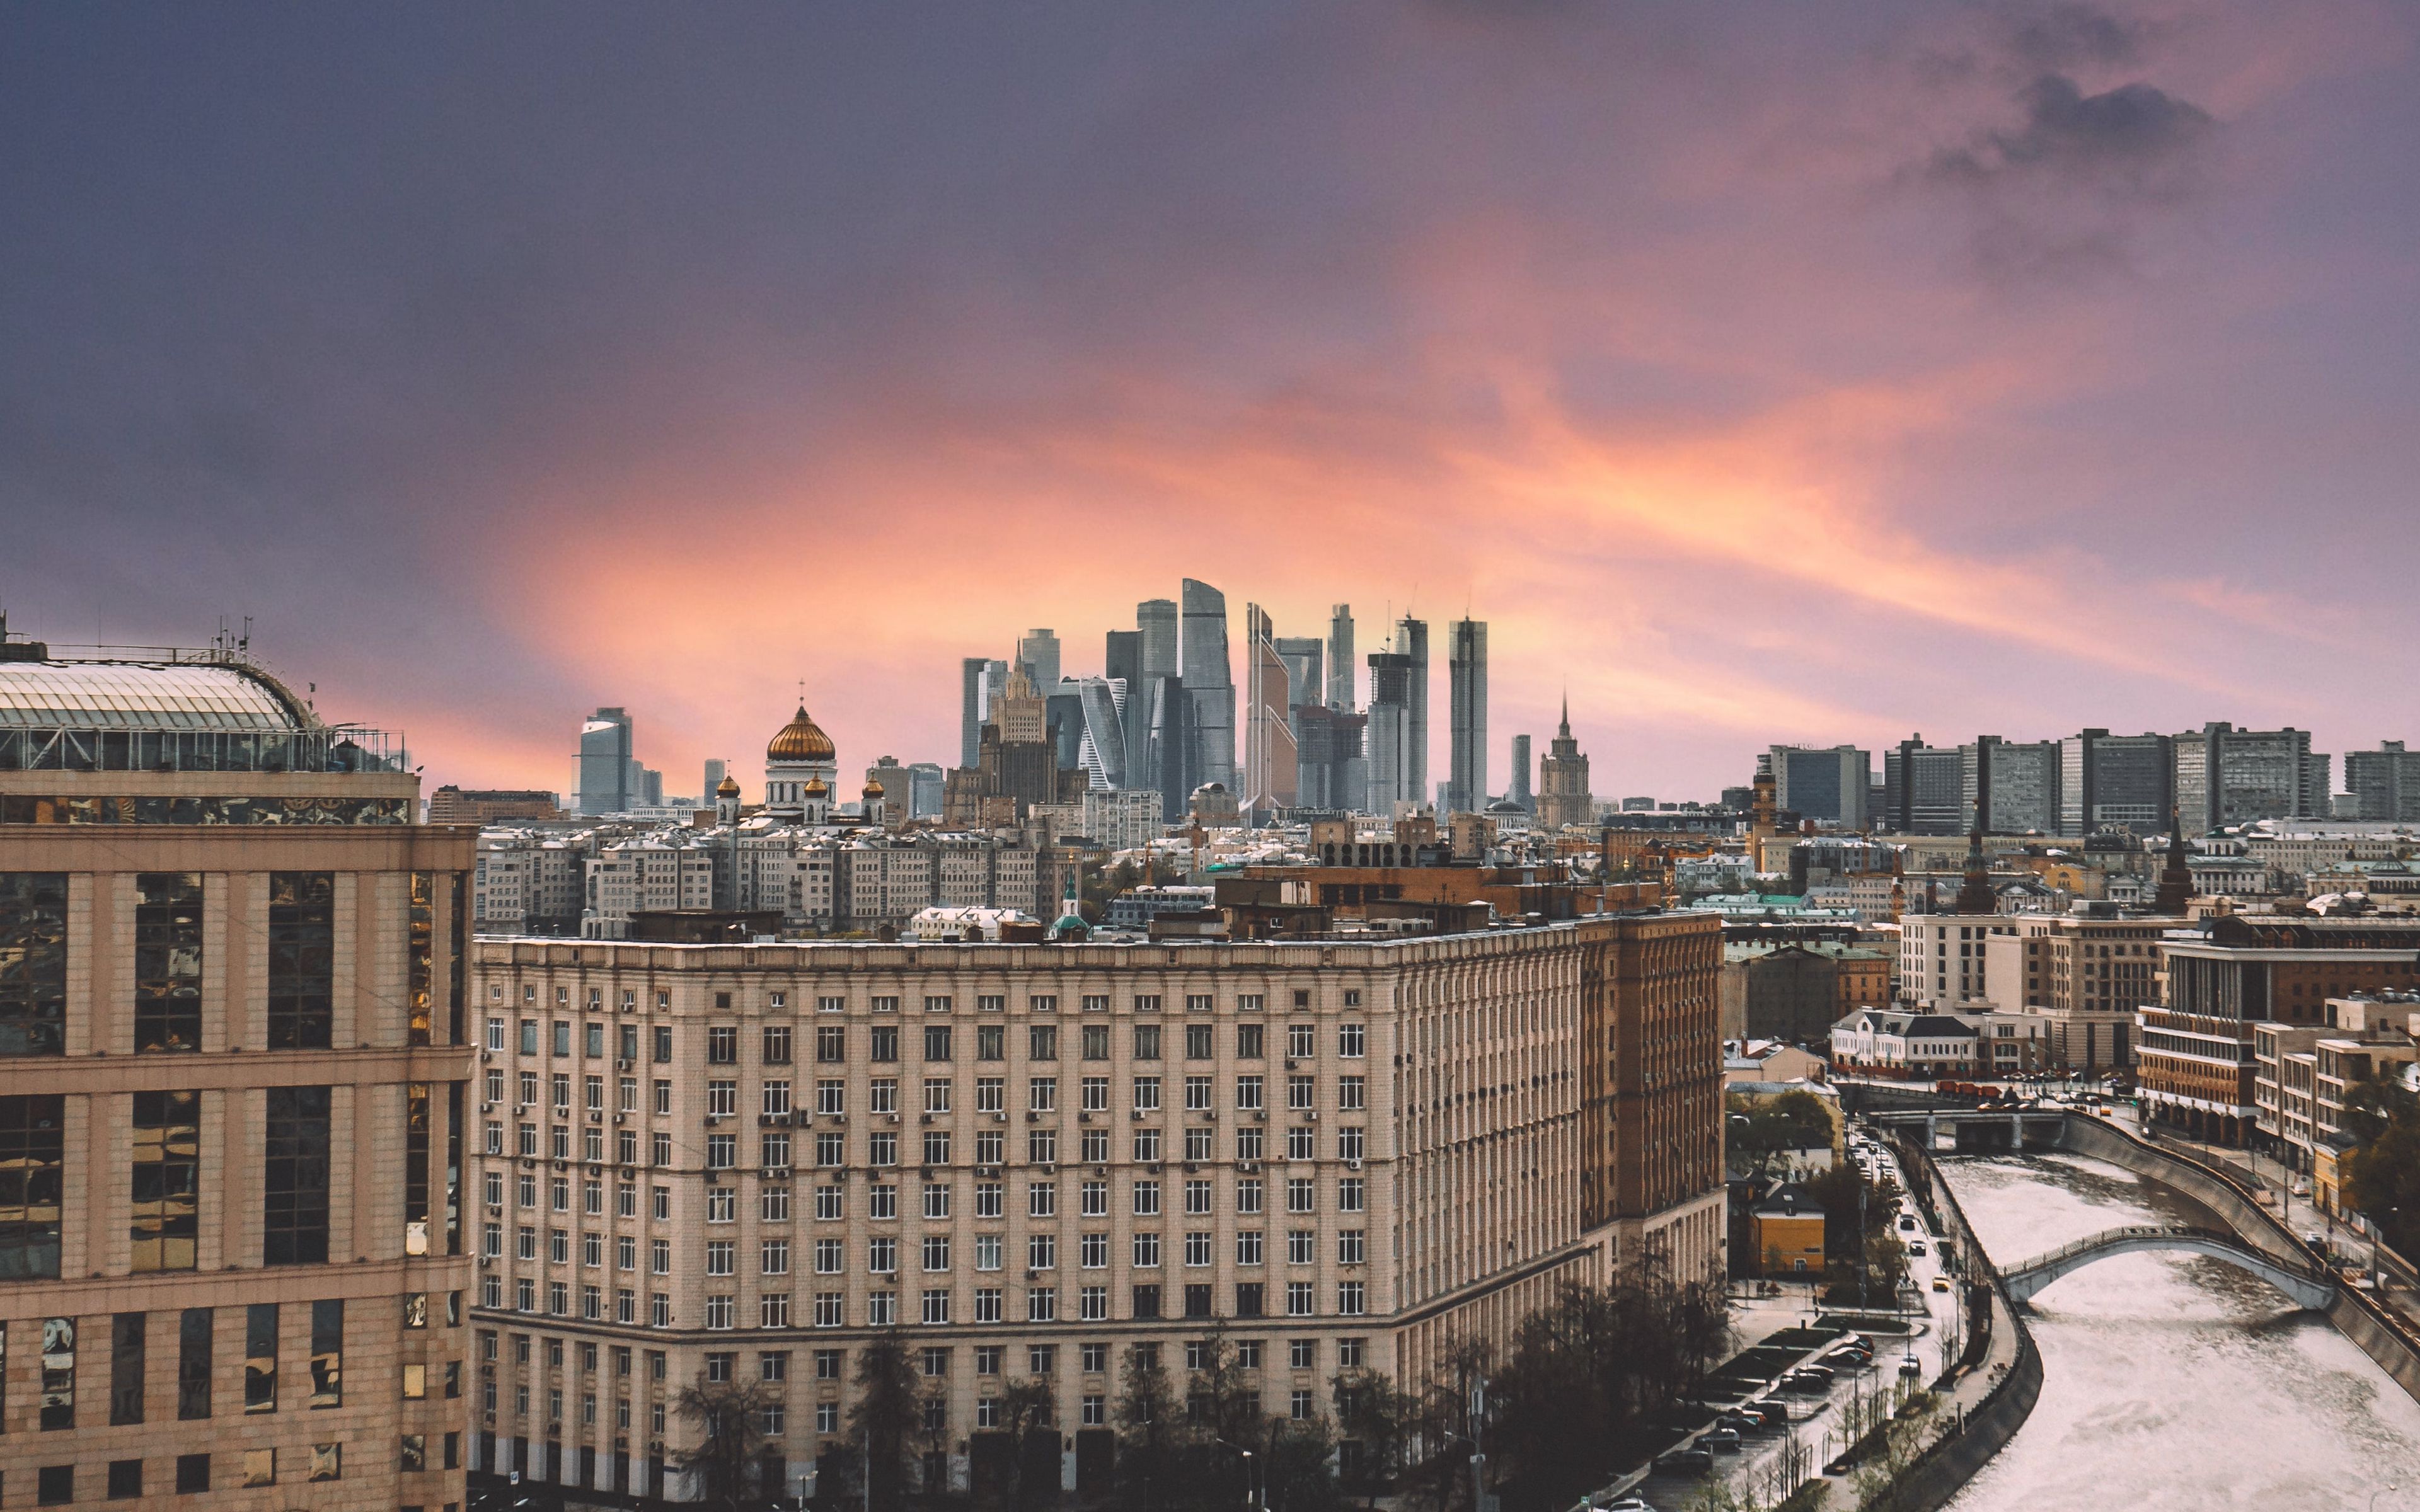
[1937,1153,2420,1512]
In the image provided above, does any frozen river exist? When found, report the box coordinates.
[1940,1152,2420,1512]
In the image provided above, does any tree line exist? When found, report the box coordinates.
[671,1267,1731,1511]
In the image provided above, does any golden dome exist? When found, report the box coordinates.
[803,777,829,796]
[715,776,740,798]
[767,704,835,763]
[863,778,885,797]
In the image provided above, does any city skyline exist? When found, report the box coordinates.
[6,6,2419,800]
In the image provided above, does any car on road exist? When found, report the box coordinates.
[1703,1428,1743,1453]
[1932,1276,1951,1293]
[1898,1214,1917,1232]
[1657,1447,1715,1475]
[1898,1358,1925,1378]
[1717,1412,1766,1435]
[1908,1240,1927,1257]
[1738,1400,1790,1428]
[1599,1498,1656,1512]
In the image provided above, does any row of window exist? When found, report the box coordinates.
[488,1017,1367,1064]
[496,1225,1368,1275]
[490,1121,1371,1173]
[483,1173,1366,1223]
[495,985,1366,1021]
[482,1275,1368,1327]
[490,1068,1364,1117]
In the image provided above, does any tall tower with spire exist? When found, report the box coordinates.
[1536,694,1594,830]
[1954,825,1998,915]
[2153,807,2194,915]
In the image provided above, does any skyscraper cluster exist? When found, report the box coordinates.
[948,585,1547,827]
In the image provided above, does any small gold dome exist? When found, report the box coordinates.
[804,777,829,796]
[863,779,885,797]
[715,776,740,798]
[767,704,835,762]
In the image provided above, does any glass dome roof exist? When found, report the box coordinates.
[0,660,309,731]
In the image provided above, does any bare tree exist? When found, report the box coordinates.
[673,1373,780,1511]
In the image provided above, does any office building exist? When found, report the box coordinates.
[1242,606,1298,824]
[702,759,729,807]
[959,660,1008,772]
[1508,735,1532,812]
[1293,706,1369,815]
[2172,723,2330,834]
[1364,653,1419,815]
[1445,619,1487,818]
[0,635,472,1509]
[1144,677,1194,822]
[2056,730,2170,837]
[1536,699,1594,831]
[2140,914,2420,1145]
[1136,600,1179,687]
[1964,737,2059,835]
[579,707,635,816]
[1180,581,1236,793]
[1326,605,1355,712]
[1880,736,1962,835]
[1766,745,1869,829]
[2344,741,2420,822]
[1064,679,1130,791]
[1105,631,1146,793]
[1393,617,1429,813]
[462,908,1724,1501]
[1015,631,1061,699]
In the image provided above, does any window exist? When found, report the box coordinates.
[265,873,334,1051]
[1288,1179,1316,1214]
[263,1086,331,1266]
[177,1454,210,1493]
[1337,1281,1365,1315]
[924,1183,951,1220]
[1185,1075,1213,1111]
[977,1025,1005,1061]
[0,1095,64,1278]
[1338,1024,1365,1058]
[1289,1075,1315,1111]
[925,1024,953,1062]
[1288,1229,1316,1265]
[817,1026,846,1063]
[1338,1076,1365,1111]
[243,1305,277,1414]
[1185,1231,1212,1266]
[133,872,204,1052]
[1030,1024,1057,1062]
[1083,1024,1110,1060]
[1337,1128,1364,1162]
[1134,1024,1161,1060]
[1339,1177,1365,1213]
[1134,1077,1161,1112]
[1186,993,1214,1014]
[1132,1284,1161,1319]
[1133,1179,1160,1217]
[1237,1023,1265,1058]
[178,1307,213,1419]
[1186,1024,1214,1059]
[1236,1230,1263,1265]
[1287,1127,1315,1161]
[1083,1075,1110,1111]
[308,1300,342,1409]
[108,1312,144,1426]
[925,1078,952,1114]
[976,1077,1005,1113]
[1235,1075,1264,1111]
[1029,1182,1056,1218]
[708,1026,739,1063]
[763,1024,792,1063]
[1133,1232,1161,1267]
[1029,1077,1057,1113]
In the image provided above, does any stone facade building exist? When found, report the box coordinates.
[0,641,472,1509]
[463,909,1723,1503]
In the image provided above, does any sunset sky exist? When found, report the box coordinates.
[6,2,2418,803]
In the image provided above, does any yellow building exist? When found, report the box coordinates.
[1750,1185,1826,1276]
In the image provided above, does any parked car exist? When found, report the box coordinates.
[1932,1276,1952,1293]
[1898,1214,1917,1231]
[1657,1447,1715,1475]
[1908,1240,1928,1257]
[1703,1428,1743,1453]
[1601,1498,1656,1512]
[1898,1358,1924,1378]
[1717,1412,1766,1435]
[1740,1400,1790,1427]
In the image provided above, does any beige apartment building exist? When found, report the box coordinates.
[0,639,473,1509]
[464,909,1724,1503]
[1980,910,2182,1073]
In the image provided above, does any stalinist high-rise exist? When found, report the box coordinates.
[1536,696,1595,830]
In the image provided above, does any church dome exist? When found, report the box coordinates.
[803,777,829,797]
[863,778,885,798]
[716,776,740,798]
[768,705,835,762]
